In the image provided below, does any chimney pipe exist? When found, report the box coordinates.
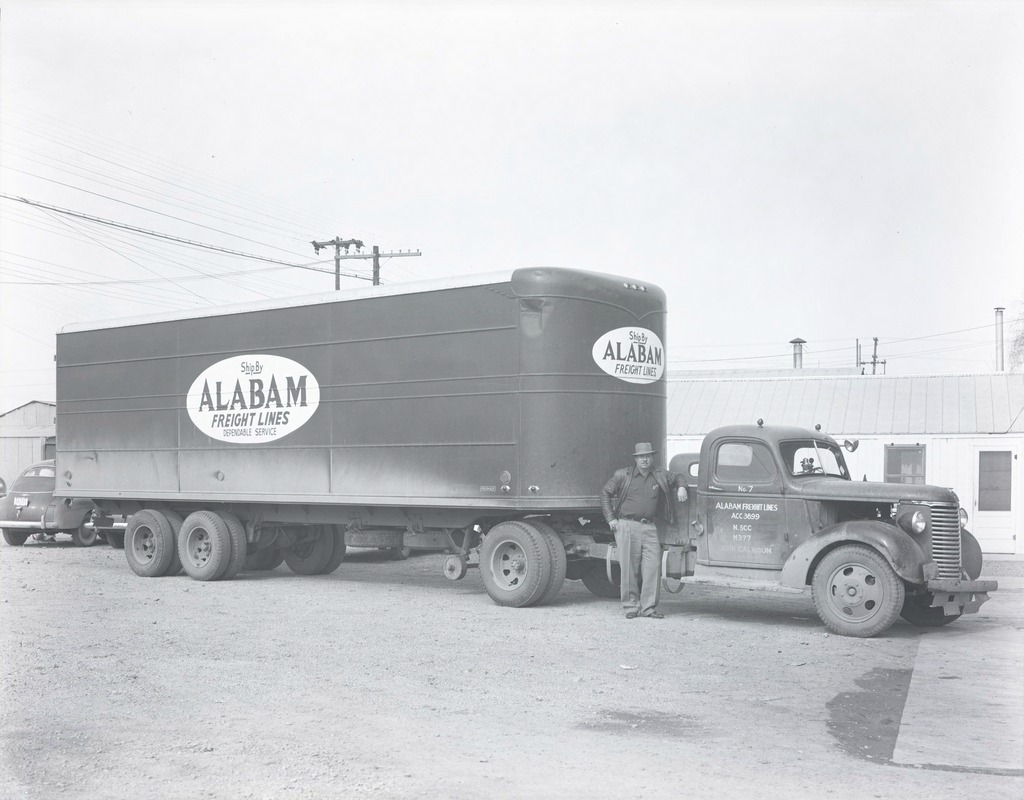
[995,307,1005,372]
[790,338,806,370]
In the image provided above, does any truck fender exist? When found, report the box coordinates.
[961,527,982,580]
[780,520,929,589]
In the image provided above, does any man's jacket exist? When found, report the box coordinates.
[600,466,681,528]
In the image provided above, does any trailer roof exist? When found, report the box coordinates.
[58,269,517,334]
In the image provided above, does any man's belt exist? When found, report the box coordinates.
[622,516,653,524]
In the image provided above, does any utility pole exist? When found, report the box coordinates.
[858,336,886,375]
[310,237,364,291]
[311,237,421,289]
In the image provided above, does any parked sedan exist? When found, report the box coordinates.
[0,460,101,547]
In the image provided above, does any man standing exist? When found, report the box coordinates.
[601,442,685,619]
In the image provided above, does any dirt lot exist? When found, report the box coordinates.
[2,540,1022,800]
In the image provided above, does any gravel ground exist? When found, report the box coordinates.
[2,540,1021,800]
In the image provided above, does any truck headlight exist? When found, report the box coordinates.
[898,507,929,535]
[910,510,927,534]
[958,508,968,528]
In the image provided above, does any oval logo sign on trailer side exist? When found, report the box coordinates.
[186,355,321,443]
[592,327,665,384]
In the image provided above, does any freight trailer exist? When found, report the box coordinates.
[54,267,666,605]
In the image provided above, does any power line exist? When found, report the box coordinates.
[1,193,327,272]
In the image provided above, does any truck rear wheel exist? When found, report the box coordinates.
[246,546,285,571]
[2,530,29,546]
[900,593,961,627]
[178,510,232,581]
[125,509,179,577]
[811,545,905,637]
[284,527,336,575]
[581,562,620,599]
[219,512,249,581]
[322,526,346,575]
[480,521,553,607]
[529,520,567,606]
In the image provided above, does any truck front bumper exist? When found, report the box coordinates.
[924,577,997,615]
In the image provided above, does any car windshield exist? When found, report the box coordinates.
[779,440,849,479]
[12,465,56,492]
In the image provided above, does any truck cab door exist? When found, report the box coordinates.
[700,439,788,569]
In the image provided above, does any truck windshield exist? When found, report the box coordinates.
[779,440,849,479]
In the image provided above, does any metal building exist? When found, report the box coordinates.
[0,401,56,486]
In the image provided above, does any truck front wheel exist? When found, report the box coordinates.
[581,562,620,599]
[479,521,553,607]
[812,545,905,637]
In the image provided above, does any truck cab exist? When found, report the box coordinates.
[665,422,996,637]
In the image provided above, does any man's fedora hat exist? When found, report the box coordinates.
[633,442,657,457]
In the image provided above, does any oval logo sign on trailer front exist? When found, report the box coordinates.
[187,355,321,443]
[592,327,665,384]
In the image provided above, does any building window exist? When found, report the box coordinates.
[43,436,56,460]
[978,451,1012,512]
[885,445,925,485]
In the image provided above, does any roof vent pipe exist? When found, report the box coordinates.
[995,307,1005,372]
[790,338,806,370]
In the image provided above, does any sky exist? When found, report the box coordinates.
[1,0,1022,413]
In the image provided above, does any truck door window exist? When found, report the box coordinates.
[712,442,777,488]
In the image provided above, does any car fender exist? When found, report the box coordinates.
[780,520,929,588]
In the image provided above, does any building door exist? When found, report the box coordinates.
[972,448,1017,554]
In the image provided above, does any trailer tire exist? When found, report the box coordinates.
[2,529,30,546]
[178,511,232,581]
[163,511,185,576]
[219,512,248,581]
[529,520,567,606]
[284,527,336,575]
[479,521,552,607]
[581,562,620,599]
[125,509,179,577]
[71,525,98,547]
[321,526,346,575]
[812,544,905,638]
[105,531,125,549]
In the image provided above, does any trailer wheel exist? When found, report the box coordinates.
[219,512,248,581]
[528,520,567,606]
[811,545,905,638]
[105,531,125,549]
[71,525,98,547]
[178,510,232,581]
[163,511,185,576]
[284,527,336,575]
[321,526,347,575]
[125,509,179,577]
[479,521,552,607]
[899,593,961,627]
[581,562,620,599]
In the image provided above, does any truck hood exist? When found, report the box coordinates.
[785,477,957,505]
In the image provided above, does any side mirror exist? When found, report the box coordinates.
[843,439,859,453]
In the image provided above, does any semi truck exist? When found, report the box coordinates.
[53,266,996,637]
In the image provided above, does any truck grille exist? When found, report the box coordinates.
[928,503,962,579]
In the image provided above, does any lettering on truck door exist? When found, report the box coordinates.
[704,440,788,568]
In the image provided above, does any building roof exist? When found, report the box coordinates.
[667,371,1024,436]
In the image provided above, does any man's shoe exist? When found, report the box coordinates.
[641,610,665,619]
[625,611,639,619]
